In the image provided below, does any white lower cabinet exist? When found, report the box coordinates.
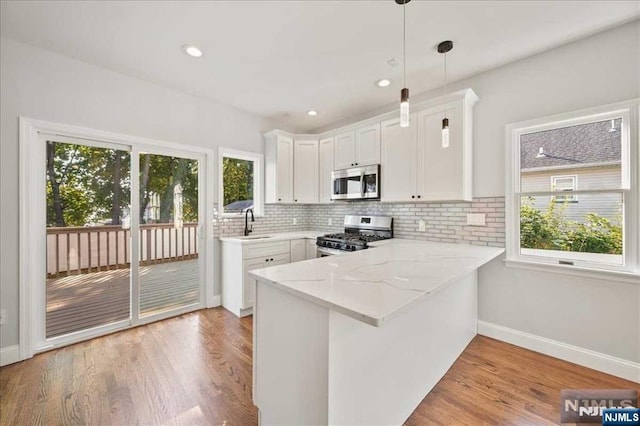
[290,239,306,262]
[222,240,291,317]
[306,239,318,259]
[243,252,290,309]
[221,237,318,317]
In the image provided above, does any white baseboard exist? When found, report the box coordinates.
[478,320,640,383]
[208,294,221,308]
[0,345,20,367]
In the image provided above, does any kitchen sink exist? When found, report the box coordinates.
[238,235,274,240]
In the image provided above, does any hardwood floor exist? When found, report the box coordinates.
[1,308,637,425]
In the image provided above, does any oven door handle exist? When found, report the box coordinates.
[317,246,343,256]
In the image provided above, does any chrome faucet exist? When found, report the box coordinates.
[244,208,255,236]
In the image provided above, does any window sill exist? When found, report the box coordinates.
[504,258,640,285]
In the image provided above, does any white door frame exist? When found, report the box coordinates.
[19,117,216,360]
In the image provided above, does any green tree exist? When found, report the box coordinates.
[138,155,198,224]
[520,197,622,255]
[46,142,199,227]
[564,213,622,254]
[223,157,253,209]
[46,141,130,226]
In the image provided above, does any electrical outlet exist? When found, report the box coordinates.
[292,218,297,225]
[418,220,426,232]
[0,309,6,326]
[328,218,332,226]
[467,213,486,226]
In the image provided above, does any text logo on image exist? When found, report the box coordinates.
[560,389,638,424]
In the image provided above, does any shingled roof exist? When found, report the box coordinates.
[520,118,621,170]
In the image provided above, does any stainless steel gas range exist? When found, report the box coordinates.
[316,215,393,256]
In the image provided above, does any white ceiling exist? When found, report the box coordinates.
[1,1,639,132]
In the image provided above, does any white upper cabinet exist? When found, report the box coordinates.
[417,101,470,201]
[265,88,477,204]
[264,131,294,203]
[334,125,381,170]
[381,114,418,202]
[355,123,381,167]
[319,136,335,204]
[293,138,319,203]
[381,89,477,202]
[333,130,356,170]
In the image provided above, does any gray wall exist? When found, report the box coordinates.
[313,21,640,363]
[0,38,297,348]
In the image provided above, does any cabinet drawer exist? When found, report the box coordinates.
[243,240,290,260]
[267,252,290,265]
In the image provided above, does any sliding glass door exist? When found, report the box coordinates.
[45,138,132,338]
[138,152,202,318]
[41,134,206,346]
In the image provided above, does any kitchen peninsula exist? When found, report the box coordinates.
[250,239,504,425]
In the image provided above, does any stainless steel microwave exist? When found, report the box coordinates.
[331,165,380,201]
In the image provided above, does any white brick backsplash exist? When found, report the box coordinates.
[214,203,310,238]
[305,197,505,248]
[213,197,506,248]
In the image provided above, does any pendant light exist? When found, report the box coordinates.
[438,40,453,147]
[396,0,411,127]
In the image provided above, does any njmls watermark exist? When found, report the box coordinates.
[560,389,638,424]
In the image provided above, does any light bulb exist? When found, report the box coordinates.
[400,88,410,128]
[400,101,410,128]
[441,117,449,148]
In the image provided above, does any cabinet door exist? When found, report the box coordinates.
[319,136,334,204]
[276,134,294,202]
[355,123,381,166]
[293,139,319,203]
[243,257,267,309]
[417,102,466,201]
[306,240,318,259]
[333,130,356,170]
[380,114,418,202]
[290,239,306,263]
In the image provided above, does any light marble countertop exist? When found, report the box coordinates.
[219,231,326,244]
[249,239,504,327]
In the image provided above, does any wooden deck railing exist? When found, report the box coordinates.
[46,223,199,277]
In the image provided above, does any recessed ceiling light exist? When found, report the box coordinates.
[307,110,318,116]
[376,79,391,88]
[181,44,202,58]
